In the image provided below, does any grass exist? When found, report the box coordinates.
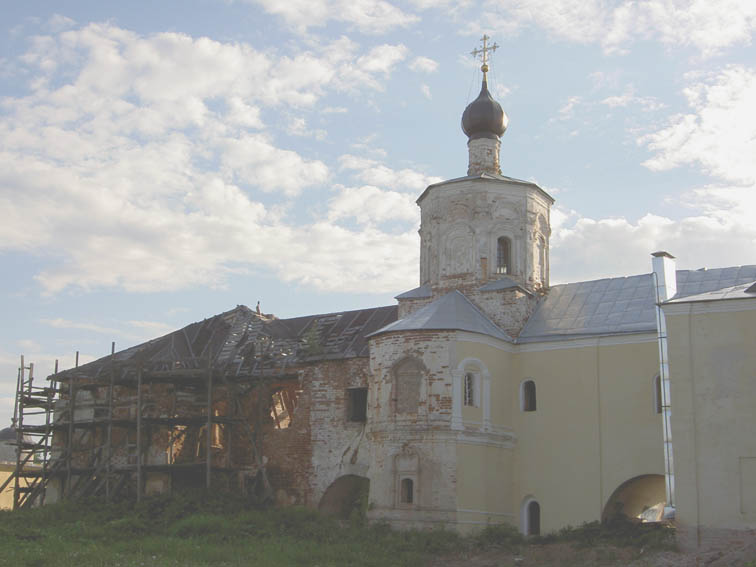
[0,494,675,567]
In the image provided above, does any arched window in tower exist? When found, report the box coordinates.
[464,372,478,407]
[521,379,536,412]
[496,237,511,275]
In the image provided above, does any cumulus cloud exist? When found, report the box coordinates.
[641,65,756,186]
[468,0,756,55]
[238,0,418,34]
[409,56,438,73]
[0,23,421,296]
[328,185,420,225]
[339,154,443,191]
[551,64,756,283]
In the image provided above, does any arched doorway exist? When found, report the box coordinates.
[318,475,369,519]
[521,497,541,536]
[602,474,666,523]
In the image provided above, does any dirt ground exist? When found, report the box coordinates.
[432,539,756,567]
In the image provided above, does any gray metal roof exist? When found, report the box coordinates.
[666,280,756,304]
[416,172,554,205]
[370,290,513,342]
[479,276,531,294]
[395,283,433,299]
[519,265,756,342]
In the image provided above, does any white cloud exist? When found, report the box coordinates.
[556,96,582,120]
[287,116,327,140]
[409,56,438,73]
[0,23,421,296]
[470,0,756,55]
[421,84,432,99]
[220,135,329,195]
[641,65,756,186]
[239,0,418,34]
[552,64,756,283]
[339,154,443,191]
[601,92,663,111]
[328,185,420,225]
[551,190,756,284]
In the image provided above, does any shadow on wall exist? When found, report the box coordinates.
[602,474,666,523]
[318,475,369,519]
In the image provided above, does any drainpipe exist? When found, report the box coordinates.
[652,251,676,519]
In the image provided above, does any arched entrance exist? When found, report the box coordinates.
[520,496,541,536]
[602,474,665,523]
[318,475,369,519]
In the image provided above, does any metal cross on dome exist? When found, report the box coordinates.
[471,34,499,79]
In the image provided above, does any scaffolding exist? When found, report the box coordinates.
[3,325,300,509]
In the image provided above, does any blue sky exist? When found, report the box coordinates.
[2,1,755,426]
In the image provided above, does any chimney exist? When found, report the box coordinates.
[651,251,676,301]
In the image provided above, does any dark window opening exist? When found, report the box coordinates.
[347,388,368,422]
[496,237,511,275]
[464,373,475,407]
[400,478,414,504]
[527,501,540,535]
[522,380,536,412]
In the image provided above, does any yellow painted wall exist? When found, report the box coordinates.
[456,341,513,427]
[665,303,756,536]
[455,443,513,527]
[454,336,665,534]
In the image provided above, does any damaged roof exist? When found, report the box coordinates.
[58,303,397,379]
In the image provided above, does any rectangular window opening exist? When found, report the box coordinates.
[347,388,368,422]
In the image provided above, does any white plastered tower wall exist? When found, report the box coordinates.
[417,177,553,294]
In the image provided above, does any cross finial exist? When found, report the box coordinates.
[471,34,498,81]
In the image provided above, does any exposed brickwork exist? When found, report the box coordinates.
[366,330,459,527]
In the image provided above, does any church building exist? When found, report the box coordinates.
[13,39,756,552]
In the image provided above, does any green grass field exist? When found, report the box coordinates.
[0,494,675,567]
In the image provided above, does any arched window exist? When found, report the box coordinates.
[525,500,540,535]
[463,372,478,407]
[521,380,536,412]
[496,237,511,275]
[653,375,662,414]
[400,478,414,504]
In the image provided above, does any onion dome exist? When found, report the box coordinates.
[461,78,508,140]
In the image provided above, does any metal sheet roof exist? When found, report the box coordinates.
[519,265,756,342]
[666,280,756,303]
[370,290,513,342]
[479,276,531,294]
[395,283,433,299]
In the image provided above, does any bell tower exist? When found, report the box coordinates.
[408,36,554,335]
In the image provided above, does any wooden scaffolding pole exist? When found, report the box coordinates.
[136,364,143,502]
[13,356,24,510]
[65,358,76,498]
[106,342,115,501]
[205,365,213,490]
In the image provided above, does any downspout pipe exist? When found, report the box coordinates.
[652,251,676,519]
